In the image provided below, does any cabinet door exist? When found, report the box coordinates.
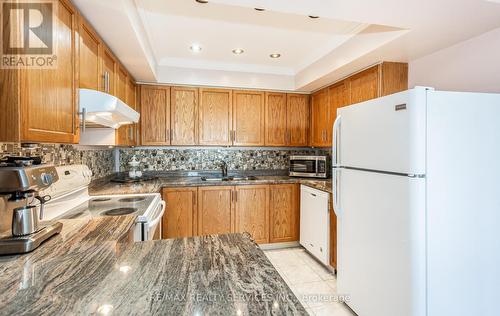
[100,47,116,95]
[171,87,198,145]
[348,65,380,105]
[19,0,79,144]
[162,188,197,239]
[233,90,265,146]
[198,186,234,236]
[287,94,309,147]
[234,185,270,244]
[198,88,232,145]
[380,62,408,97]
[115,66,129,145]
[310,88,330,147]
[140,85,170,145]
[269,184,299,243]
[330,202,337,269]
[78,17,100,90]
[327,81,348,143]
[265,92,287,146]
[116,66,128,102]
[126,78,137,146]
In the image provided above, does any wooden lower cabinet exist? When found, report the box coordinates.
[162,184,300,244]
[269,184,299,243]
[234,185,270,244]
[330,202,338,269]
[197,186,234,235]
[162,188,197,239]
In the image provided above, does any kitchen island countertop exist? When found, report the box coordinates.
[0,215,307,315]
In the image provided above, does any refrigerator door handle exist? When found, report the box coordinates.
[333,115,342,167]
[333,168,341,217]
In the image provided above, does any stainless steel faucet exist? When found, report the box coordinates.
[221,161,228,178]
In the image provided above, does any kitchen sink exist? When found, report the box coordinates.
[200,176,257,182]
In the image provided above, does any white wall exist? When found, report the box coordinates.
[409,28,500,93]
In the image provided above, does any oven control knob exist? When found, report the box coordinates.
[41,173,53,185]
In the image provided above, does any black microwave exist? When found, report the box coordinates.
[289,155,329,178]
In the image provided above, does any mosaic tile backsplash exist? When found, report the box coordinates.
[0,143,114,180]
[119,148,330,172]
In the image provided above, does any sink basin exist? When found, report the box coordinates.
[232,176,257,181]
[200,176,257,182]
[201,177,231,182]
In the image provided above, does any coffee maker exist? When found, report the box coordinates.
[0,158,62,255]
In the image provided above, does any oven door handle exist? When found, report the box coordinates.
[148,201,166,231]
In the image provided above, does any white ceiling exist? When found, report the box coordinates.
[73,0,500,92]
[138,0,371,75]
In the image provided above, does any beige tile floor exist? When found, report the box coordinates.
[264,247,356,316]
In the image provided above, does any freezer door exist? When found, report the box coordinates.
[336,87,427,175]
[336,168,426,316]
[426,90,500,316]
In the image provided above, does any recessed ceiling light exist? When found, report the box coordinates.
[195,0,208,3]
[190,44,202,52]
[254,8,265,11]
[308,15,319,19]
[270,53,281,59]
[232,48,244,55]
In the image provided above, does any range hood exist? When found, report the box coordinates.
[79,88,139,129]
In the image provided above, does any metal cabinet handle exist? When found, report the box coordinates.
[234,190,237,202]
[129,126,133,141]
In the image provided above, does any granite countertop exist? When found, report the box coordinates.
[90,174,333,196]
[0,219,307,315]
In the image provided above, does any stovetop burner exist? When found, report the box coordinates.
[118,197,146,203]
[92,198,112,202]
[102,208,137,216]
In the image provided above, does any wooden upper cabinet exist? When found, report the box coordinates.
[116,66,128,102]
[234,185,270,244]
[140,86,170,145]
[0,0,79,144]
[327,81,348,143]
[116,78,137,146]
[287,94,309,147]
[348,65,380,105]
[198,88,232,146]
[380,62,408,96]
[310,88,330,147]
[114,66,129,146]
[198,186,234,236]
[171,87,198,145]
[265,92,287,146]
[100,47,116,95]
[233,90,265,146]
[269,184,299,243]
[162,188,197,239]
[78,17,100,90]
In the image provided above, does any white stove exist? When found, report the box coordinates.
[41,165,165,241]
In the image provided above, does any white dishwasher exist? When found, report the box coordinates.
[300,185,330,265]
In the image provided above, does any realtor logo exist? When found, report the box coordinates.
[1,0,57,68]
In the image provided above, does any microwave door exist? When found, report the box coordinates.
[290,160,316,173]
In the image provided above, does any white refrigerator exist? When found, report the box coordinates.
[332,87,500,316]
